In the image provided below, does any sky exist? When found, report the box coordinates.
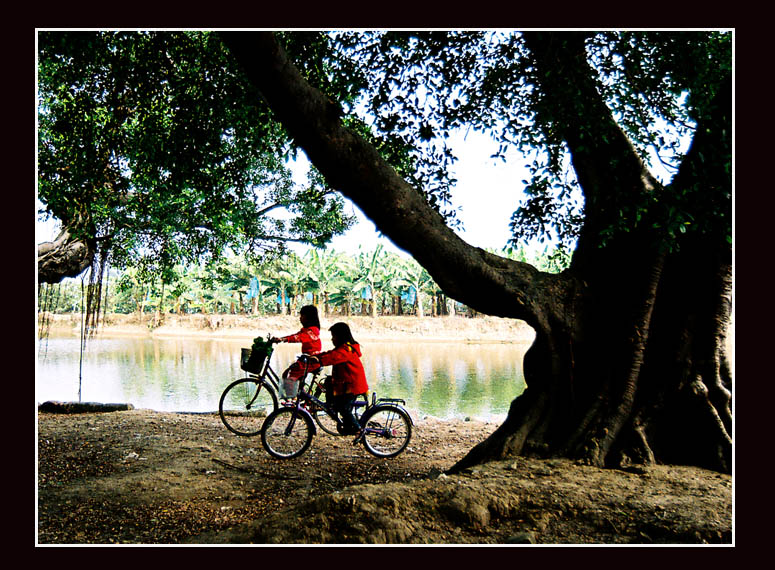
[290,129,533,258]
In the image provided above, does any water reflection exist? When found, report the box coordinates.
[36,336,529,420]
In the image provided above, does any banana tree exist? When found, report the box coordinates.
[115,267,154,316]
[305,248,349,317]
[395,257,434,317]
[351,245,385,317]
[215,255,256,314]
[374,251,406,315]
[165,265,194,314]
[191,263,232,314]
[324,255,356,316]
[244,275,265,315]
[264,252,310,314]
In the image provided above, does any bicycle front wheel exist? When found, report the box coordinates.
[261,408,315,459]
[360,406,412,458]
[219,378,278,436]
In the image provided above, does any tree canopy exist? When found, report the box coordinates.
[38,30,731,280]
[37,31,356,282]
[324,31,730,250]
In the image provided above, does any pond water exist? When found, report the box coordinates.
[36,335,530,421]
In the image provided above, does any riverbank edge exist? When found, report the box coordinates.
[39,313,538,344]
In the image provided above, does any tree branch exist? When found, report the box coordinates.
[220,31,545,322]
[37,228,95,284]
[521,32,662,259]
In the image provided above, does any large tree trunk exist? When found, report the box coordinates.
[222,32,732,473]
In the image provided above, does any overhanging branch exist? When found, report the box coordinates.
[38,228,95,284]
[220,31,548,322]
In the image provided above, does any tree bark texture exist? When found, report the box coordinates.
[230,33,733,472]
[37,227,95,285]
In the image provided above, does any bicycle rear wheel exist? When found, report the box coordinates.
[219,378,278,436]
[261,407,315,459]
[312,408,339,436]
[308,384,338,435]
[360,406,412,458]
[312,393,368,436]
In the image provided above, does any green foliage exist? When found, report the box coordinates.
[43,242,576,319]
[37,31,354,274]
[326,30,731,251]
[328,31,496,227]
[38,30,731,287]
[500,245,571,273]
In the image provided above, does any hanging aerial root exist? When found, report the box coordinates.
[631,420,656,465]
[690,375,732,446]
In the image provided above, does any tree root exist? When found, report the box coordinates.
[447,390,547,474]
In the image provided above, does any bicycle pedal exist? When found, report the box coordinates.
[352,429,365,445]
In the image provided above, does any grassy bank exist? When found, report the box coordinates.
[39,313,537,344]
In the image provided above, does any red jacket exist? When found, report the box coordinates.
[316,342,368,396]
[280,326,322,355]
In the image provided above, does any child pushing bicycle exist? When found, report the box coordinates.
[271,305,322,396]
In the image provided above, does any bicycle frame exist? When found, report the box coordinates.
[365,392,413,422]
[250,363,281,395]
[275,355,414,440]
[306,384,357,419]
[259,353,414,459]
[279,358,362,432]
[277,364,325,435]
[250,343,321,401]
[367,400,414,424]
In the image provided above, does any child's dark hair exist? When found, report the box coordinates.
[329,322,357,346]
[299,305,321,328]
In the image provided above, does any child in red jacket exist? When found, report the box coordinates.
[311,322,368,434]
[271,305,322,394]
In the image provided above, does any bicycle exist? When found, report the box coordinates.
[219,336,361,437]
[218,336,282,436]
[261,355,414,460]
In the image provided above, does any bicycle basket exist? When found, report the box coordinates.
[281,378,299,399]
[241,338,273,373]
[240,348,267,373]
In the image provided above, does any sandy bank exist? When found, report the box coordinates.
[40,313,537,344]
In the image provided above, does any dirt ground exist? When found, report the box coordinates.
[36,408,732,545]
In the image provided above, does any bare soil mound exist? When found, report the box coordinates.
[37,409,731,545]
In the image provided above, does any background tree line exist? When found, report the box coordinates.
[37,244,569,321]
